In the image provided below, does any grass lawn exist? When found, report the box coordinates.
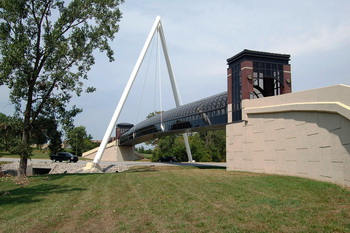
[0,166,349,233]
[0,150,50,160]
[0,150,92,161]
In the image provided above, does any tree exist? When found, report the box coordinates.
[67,126,94,156]
[152,134,176,162]
[151,130,226,162]
[47,122,62,155]
[0,112,22,152]
[0,112,62,155]
[31,116,62,154]
[0,0,124,175]
[198,130,226,162]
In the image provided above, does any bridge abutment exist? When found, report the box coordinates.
[115,144,135,161]
[82,141,137,162]
[226,85,350,187]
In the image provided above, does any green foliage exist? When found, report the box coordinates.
[135,145,152,154]
[198,130,226,162]
[46,120,62,155]
[67,126,95,156]
[0,0,124,174]
[189,133,211,162]
[151,130,226,162]
[0,112,62,155]
[152,134,176,161]
[0,112,22,153]
[31,116,62,153]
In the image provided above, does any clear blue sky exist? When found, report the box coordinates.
[1,0,350,140]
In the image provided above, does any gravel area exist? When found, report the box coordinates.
[0,161,130,176]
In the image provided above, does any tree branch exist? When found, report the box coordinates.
[30,79,58,125]
[32,0,53,83]
[31,58,76,124]
[59,16,89,37]
[29,0,39,25]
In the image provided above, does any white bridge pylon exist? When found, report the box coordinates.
[92,16,194,165]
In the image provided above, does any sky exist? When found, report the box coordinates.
[1,0,350,140]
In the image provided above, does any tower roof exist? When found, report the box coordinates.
[227,49,290,65]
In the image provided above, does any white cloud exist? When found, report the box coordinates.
[268,24,350,56]
[2,0,350,139]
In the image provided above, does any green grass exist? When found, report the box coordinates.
[0,166,349,233]
[1,150,50,159]
[0,150,92,161]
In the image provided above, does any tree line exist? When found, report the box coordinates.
[2,109,226,162]
[0,112,98,156]
[149,130,226,162]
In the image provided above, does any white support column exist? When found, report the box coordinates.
[88,16,193,167]
[158,21,194,162]
[91,16,161,165]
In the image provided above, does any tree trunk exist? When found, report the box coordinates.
[18,79,34,177]
[19,156,28,176]
[18,124,31,176]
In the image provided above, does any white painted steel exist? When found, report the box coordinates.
[92,16,193,164]
[92,16,161,164]
[158,21,194,162]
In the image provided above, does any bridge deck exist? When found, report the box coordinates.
[120,91,228,145]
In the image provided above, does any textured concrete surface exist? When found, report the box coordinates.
[226,85,350,187]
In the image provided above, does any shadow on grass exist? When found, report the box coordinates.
[0,173,102,207]
[0,183,86,207]
[193,165,226,170]
[127,166,158,173]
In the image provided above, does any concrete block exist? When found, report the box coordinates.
[262,113,274,122]
[340,117,350,145]
[76,162,103,173]
[244,124,254,143]
[253,132,264,152]
[284,114,298,139]
[116,145,135,161]
[26,165,33,176]
[273,113,285,130]
[318,146,332,179]
[250,115,264,134]
[252,150,265,172]
[263,119,275,142]
[275,149,287,174]
[305,112,318,124]
[263,139,275,161]
[293,112,307,126]
[330,161,344,183]
[317,112,341,131]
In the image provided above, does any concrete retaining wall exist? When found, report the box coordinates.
[82,141,136,162]
[83,141,118,161]
[226,85,350,187]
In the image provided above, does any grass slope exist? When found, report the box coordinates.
[0,166,349,233]
[0,150,91,161]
